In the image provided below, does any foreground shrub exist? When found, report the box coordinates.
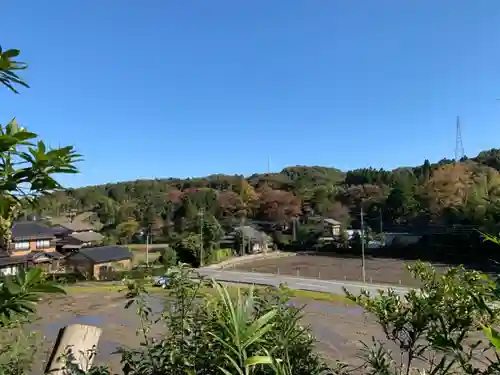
[342,262,500,375]
[115,264,330,375]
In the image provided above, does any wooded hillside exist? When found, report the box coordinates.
[28,149,500,243]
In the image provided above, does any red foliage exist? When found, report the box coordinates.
[217,191,244,217]
[258,188,301,222]
[166,189,183,203]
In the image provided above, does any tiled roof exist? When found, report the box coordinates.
[68,231,104,243]
[26,251,64,261]
[57,221,95,232]
[0,255,26,267]
[12,221,55,241]
[0,250,64,267]
[69,245,133,264]
[323,218,342,225]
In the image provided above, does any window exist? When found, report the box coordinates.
[14,241,29,250]
[36,239,51,249]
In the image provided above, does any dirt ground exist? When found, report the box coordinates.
[233,254,452,286]
[21,289,392,374]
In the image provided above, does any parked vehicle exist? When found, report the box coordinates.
[153,276,170,288]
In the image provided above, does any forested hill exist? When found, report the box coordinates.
[32,148,500,240]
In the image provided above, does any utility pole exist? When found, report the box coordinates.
[199,208,204,267]
[292,217,297,242]
[360,206,366,283]
[379,210,383,234]
[145,231,149,267]
[240,216,245,256]
[379,210,384,246]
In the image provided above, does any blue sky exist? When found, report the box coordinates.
[2,1,500,187]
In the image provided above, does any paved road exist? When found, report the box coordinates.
[198,268,411,297]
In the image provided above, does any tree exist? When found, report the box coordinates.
[344,262,500,375]
[115,219,139,244]
[258,188,301,224]
[200,215,224,261]
[324,201,350,225]
[0,46,81,249]
[385,185,419,224]
[217,190,244,218]
[0,46,28,93]
[422,159,431,182]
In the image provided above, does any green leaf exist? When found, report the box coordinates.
[25,268,43,286]
[218,367,234,375]
[3,49,20,58]
[482,325,500,350]
[245,356,273,366]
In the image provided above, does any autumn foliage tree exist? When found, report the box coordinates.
[257,187,301,224]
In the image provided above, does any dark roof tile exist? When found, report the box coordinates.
[58,221,95,232]
[12,221,55,241]
[70,245,133,263]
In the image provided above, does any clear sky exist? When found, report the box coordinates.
[2,1,500,187]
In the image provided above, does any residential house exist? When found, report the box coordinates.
[52,220,104,253]
[221,226,273,254]
[323,218,342,237]
[0,221,64,276]
[308,217,343,237]
[65,245,133,280]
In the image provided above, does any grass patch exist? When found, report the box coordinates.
[63,281,352,303]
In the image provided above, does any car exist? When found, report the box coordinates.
[153,276,170,289]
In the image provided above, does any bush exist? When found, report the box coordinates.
[157,247,177,267]
[342,261,500,375]
[113,264,330,374]
[45,272,86,284]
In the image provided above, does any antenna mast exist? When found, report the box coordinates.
[455,116,465,161]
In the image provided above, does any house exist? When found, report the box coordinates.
[308,217,343,237]
[52,220,104,253]
[221,226,273,254]
[323,218,342,237]
[65,245,133,280]
[0,221,64,276]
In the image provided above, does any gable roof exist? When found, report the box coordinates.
[69,245,133,263]
[68,231,104,243]
[227,226,271,243]
[323,218,342,225]
[0,250,64,267]
[27,251,64,261]
[12,221,55,241]
[57,220,95,232]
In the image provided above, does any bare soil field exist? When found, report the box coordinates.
[233,254,453,286]
[21,289,393,374]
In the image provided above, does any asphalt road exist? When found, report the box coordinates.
[197,268,411,297]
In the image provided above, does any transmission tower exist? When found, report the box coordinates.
[455,116,465,161]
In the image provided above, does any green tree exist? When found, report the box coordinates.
[200,215,224,261]
[115,219,140,244]
[0,46,28,93]
[0,46,81,249]
[384,185,418,224]
[344,262,499,375]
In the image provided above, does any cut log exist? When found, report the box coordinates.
[45,324,102,375]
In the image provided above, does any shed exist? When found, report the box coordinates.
[65,245,133,280]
